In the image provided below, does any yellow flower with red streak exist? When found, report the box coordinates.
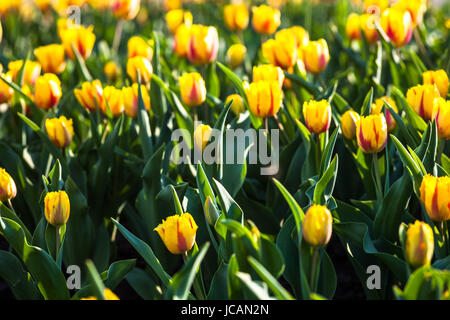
[127,56,153,84]
[187,25,219,65]
[405,220,434,269]
[356,114,388,153]
[154,213,198,255]
[420,174,450,222]
[380,8,413,48]
[301,39,330,74]
[226,94,245,115]
[423,69,448,98]
[0,168,17,203]
[173,24,192,58]
[8,60,41,86]
[74,80,104,112]
[227,44,247,69]
[45,116,74,149]
[166,9,193,34]
[224,4,249,32]
[60,24,96,60]
[34,44,66,74]
[252,5,281,35]
[252,64,285,88]
[127,36,153,61]
[112,0,140,20]
[44,190,70,227]
[194,124,212,152]
[346,13,379,44]
[101,86,124,116]
[303,100,332,134]
[290,26,309,49]
[406,84,441,121]
[0,72,14,104]
[432,98,450,140]
[372,96,398,131]
[392,0,427,27]
[179,72,206,108]
[341,110,360,140]
[122,83,151,118]
[262,29,298,70]
[244,81,283,118]
[34,73,62,110]
[302,205,333,247]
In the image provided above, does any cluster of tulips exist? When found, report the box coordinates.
[0,0,448,301]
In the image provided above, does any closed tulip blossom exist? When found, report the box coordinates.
[74,80,104,112]
[112,0,140,20]
[45,116,74,148]
[346,13,361,41]
[225,94,245,115]
[187,25,219,65]
[244,81,282,118]
[392,0,427,27]
[34,44,66,74]
[101,86,124,116]
[224,4,249,32]
[127,56,153,84]
[0,168,17,203]
[44,191,70,227]
[303,100,332,134]
[252,5,281,35]
[154,213,198,254]
[423,69,448,98]
[420,174,450,222]
[166,9,192,34]
[356,114,388,153]
[262,29,298,70]
[372,96,398,131]
[302,205,333,247]
[127,36,153,61]
[301,39,330,74]
[432,98,450,140]
[194,124,212,152]
[252,64,285,88]
[341,110,360,140]
[0,72,14,104]
[406,84,441,121]
[380,8,413,48]
[290,26,309,49]
[60,24,96,60]
[34,73,62,110]
[173,24,192,58]
[226,44,246,69]
[122,83,151,118]
[179,72,206,107]
[346,13,379,44]
[8,60,41,86]
[405,220,434,269]
[104,61,121,83]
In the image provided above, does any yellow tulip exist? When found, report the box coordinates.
[74,80,104,112]
[194,124,212,152]
[244,81,282,118]
[262,29,298,70]
[346,13,379,44]
[346,13,362,41]
[423,69,448,98]
[226,44,246,69]
[432,98,450,140]
[166,9,193,34]
[164,0,181,11]
[363,0,389,13]
[0,168,17,203]
[154,213,198,254]
[44,191,70,227]
[341,110,360,140]
[101,86,124,116]
[112,0,140,20]
[356,114,388,153]
[372,96,398,131]
[52,0,86,16]
[8,60,41,86]
[406,84,441,121]
[81,288,120,300]
[251,5,281,35]
[225,94,245,115]
[60,25,96,60]
[301,39,330,74]
[302,205,333,247]
[104,61,121,83]
[122,83,151,118]
[392,0,427,27]
[45,116,74,149]
[187,25,219,65]
[380,8,413,48]
[252,64,285,88]
[173,24,192,58]
[224,4,249,32]
[405,220,434,269]
[290,26,309,49]
[88,0,111,10]
[126,56,153,84]
[303,100,332,134]
[34,73,62,110]
[0,72,14,104]
[127,36,153,61]
[420,174,450,222]
[34,44,66,74]
[179,72,206,108]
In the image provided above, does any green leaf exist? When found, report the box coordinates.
[313,155,338,205]
[85,260,106,300]
[235,272,274,300]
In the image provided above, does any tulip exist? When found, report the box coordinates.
[127,56,153,84]
[112,0,140,20]
[301,39,330,74]
[194,124,212,152]
[341,110,360,140]
[88,0,111,10]
[34,44,66,74]
[252,64,285,88]
[101,86,124,116]
[420,174,450,222]
[224,4,249,32]
[204,196,219,226]
[290,26,309,49]
[244,81,282,118]
[346,14,379,44]
[356,114,388,153]
[423,69,448,98]
[74,80,104,112]
[303,100,332,134]
[45,116,74,149]
[164,0,181,11]
[372,96,398,131]
[173,24,192,58]
[34,73,62,110]
[154,213,198,254]
[0,72,14,104]
[122,83,151,118]
[405,220,434,269]
[432,98,450,140]
[392,0,427,27]
[225,94,245,115]
[44,191,70,227]
[226,44,246,69]
[346,13,362,41]
[262,29,297,70]
[0,168,17,203]
[60,25,96,60]
[8,60,41,86]
[81,288,120,300]
[187,25,219,65]
[104,61,121,83]
[20,84,33,114]
[127,36,153,61]
[302,205,333,247]
[380,8,413,48]
[406,84,441,121]
[179,72,206,107]
[363,0,389,13]
[251,5,281,35]
[166,9,193,34]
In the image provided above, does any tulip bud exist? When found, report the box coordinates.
[187,25,219,65]
[225,94,245,115]
[406,84,441,121]
[34,44,66,74]
[0,72,14,104]
[252,5,281,35]
[112,0,140,20]
[356,114,388,153]
[204,196,219,226]
[290,26,309,49]
[380,8,413,48]
[194,124,212,152]
[127,56,153,84]
[363,0,389,13]
[81,288,120,300]
[34,73,62,110]
[303,100,332,134]
[405,220,434,269]
[154,213,198,254]
[262,29,298,70]
[8,60,41,86]
[423,69,448,98]
[301,39,330,74]
[179,72,206,107]
[244,81,282,118]
[432,98,450,140]
[123,83,150,118]
[60,25,96,60]
[226,44,246,69]
[224,4,249,32]
[104,61,121,83]
[392,0,427,27]
[419,174,450,222]
[341,110,360,140]
[74,80,103,112]
[166,9,192,34]
[127,36,153,61]
[173,24,192,58]
[346,13,362,41]
[302,205,333,247]
[0,168,17,203]
[44,191,70,227]
[372,96,398,131]
[252,64,285,88]
[45,116,74,148]
[101,86,124,117]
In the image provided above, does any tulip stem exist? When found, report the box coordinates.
[112,19,125,54]
[7,199,16,214]
[55,226,60,261]
[413,28,432,69]
[310,248,319,292]
[316,133,322,172]
[183,252,206,300]
[373,153,383,204]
